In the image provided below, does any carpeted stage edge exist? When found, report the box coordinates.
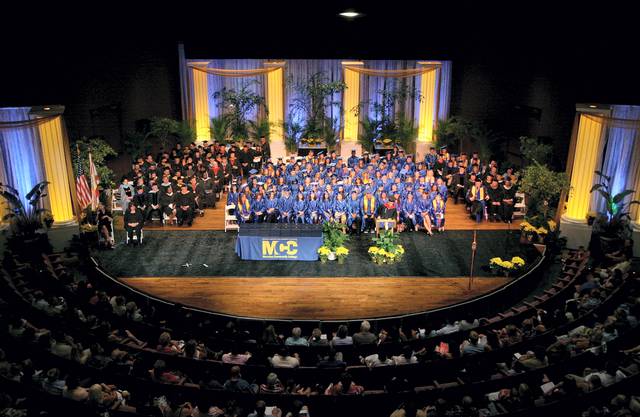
[93,229,526,278]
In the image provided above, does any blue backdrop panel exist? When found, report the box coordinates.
[235,224,323,261]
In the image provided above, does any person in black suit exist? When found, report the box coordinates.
[124,204,143,245]
[176,184,195,226]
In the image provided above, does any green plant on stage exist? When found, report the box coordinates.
[368,231,405,264]
[123,130,151,160]
[146,117,196,149]
[434,116,494,160]
[322,221,349,251]
[214,81,267,141]
[0,181,50,238]
[71,137,118,189]
[520,136,552,166]
[394,117,418,151]
[281,115,304,154]
[518,161,569,219]
[248,118,272,142]
[358,116,381,153]
[210,117,230,143]
[590,170,639,239]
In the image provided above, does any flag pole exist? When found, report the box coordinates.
[468,229,477,291]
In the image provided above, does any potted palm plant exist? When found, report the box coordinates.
[1,181,52,255]
[590,171,639,249]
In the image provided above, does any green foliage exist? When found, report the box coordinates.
[322,221,349,251]
[434,116,494,160]
[214,81,267,141]
[358,117,381,153]
[71,137,118,188]
[147,117,195,149]
[281,116,304,154]
[520,136,552,165]
[288,72,346,146]
[0,181,50,238]
[123,130,151,160]
[518,161,569,218]
[210,117,230,143]
[173,120,196,146]
[394,117,418,150]
[248,119,272,141]
[372,230,400,253]
[590,171,639,238]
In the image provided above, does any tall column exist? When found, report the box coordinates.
[416,62,440,160]
[265,62,286,160]
[190,62,211,142]
[560,113,604,248]
[38,116,75,223]
[341,61,364,157]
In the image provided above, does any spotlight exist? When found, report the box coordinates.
[339,10,361,18]
[43,107,51,111]
[588,105,597,108]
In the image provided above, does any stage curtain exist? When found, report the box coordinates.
[0,108,45,209]
[343,64,439,78]
[587,107,640,217]
[437,61,452,121]
[285,59,344,131]
[205,59,270,123]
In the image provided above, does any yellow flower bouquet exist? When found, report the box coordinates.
[336,246,349,264]
[490,256,526,276]
[318,245,331,262]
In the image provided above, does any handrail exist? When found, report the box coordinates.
[89,251,547,324]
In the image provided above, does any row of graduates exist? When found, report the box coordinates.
[230,187,446,234]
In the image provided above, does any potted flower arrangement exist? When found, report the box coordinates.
[368,231,405,264]
[335,246,349,264]
[519,217,556,244]
[489,256,526,276]
[319,222,349,262]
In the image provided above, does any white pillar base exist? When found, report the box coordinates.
[48,220,79,252]
[340,143,362,159]
[633,222,640,258]
[269,138,287,162]
[560,215,592,249]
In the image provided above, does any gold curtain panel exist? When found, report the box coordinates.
[582,113,640,129]
[188,64,284,78]
[343,65,439,78]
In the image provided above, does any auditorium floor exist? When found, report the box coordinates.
[113,196,522,231]
[118,276,510,320]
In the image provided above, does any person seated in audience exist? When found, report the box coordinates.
[87,383,134,413]
[353,320,377,345]
[132,186,149,221]
[264,190,280,223]
[317,349,347,369]
[401,192,419,232]
[392,345,418,365]
[514,345,549,370]
[308,328,328,346]
[324,372,364,395]
[118,177,135,212]
[156,331,182,354]
[330,325,353,346]
[332,192,348,225]
[221,346,252,365]
[416,189,433,235]
[460,331,491,356]
[146,182,162,221]
[450,166,467,204]
[285,327,309,346]
[604,238,634,267]
[362,349,393,368]
[270,347,300,368]
[347,190,362,234]
[160,185,177,224]
[62,375,89,402]
[259,373,285,394]
[124,203,143,245]
[41,367,66,395]
[176,184,195,226]
[278,188,294,223]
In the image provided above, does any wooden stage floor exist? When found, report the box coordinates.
[118,276,510,320]
[114,195,521,232]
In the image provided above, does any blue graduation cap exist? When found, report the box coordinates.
[328,162,336,167]
[419,170,426,176]
[249,169,258,175]
[400,168,408,176]
[317,151,324,155]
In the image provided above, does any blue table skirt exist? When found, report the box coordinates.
[235,235,322,261]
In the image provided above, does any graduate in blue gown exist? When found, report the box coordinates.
[401,192,419,232]
[320,191,333,222]
[416,190,434,235]
[346,190,362,235]
[430,192,446,232]
[278,189,294,223]
[307,192,320,224]
[332,192,348,225]
[236,193,252,223]
[226,184,240,208]
[250,193,266,223]
[264,191,279,223]
[293,192,307,224]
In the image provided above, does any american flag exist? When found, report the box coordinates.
[76,148,91,209]
[89,152,100,210]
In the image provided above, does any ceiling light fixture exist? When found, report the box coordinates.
[589,105,597,108]
[339,10,360,18]
[43,107,51,111]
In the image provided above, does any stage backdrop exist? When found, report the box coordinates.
[179,54,451,159]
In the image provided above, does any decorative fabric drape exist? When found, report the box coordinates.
[284,59,344,129]
[437,61,452,121]
[204,59,269,122]
[588,106,640,215]
[0,108,45,208]
[359,60,421,125]
[343,65,439,78]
